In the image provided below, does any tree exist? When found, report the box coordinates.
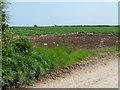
[34,24,37,27]
[54,24,57,27]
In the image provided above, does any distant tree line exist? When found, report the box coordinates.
[53,24,118,27]
[32,24,118,27]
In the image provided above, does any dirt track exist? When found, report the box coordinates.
[30,53,118,88]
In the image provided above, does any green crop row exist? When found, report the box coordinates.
[9,26,118,36]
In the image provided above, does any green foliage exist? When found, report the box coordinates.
[96,46,119,52]
[13,38,33,55]
[9,26,118,36]
[2,30,37,87]
[33,46,97,72]
[2,33,97,88]
[69,49,96,65]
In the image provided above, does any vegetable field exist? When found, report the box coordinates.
[9,26,118,36]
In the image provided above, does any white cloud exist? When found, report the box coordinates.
[11,0,119,2]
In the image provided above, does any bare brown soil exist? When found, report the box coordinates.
[26,34,119,49]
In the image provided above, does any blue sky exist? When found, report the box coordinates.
[8,2,118,26]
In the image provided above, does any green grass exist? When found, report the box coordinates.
[34,46,119,70]
[34,46,96,70]
[9,26,118,36]
[96,46,119,53]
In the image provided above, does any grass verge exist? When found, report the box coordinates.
[96,46,119,53]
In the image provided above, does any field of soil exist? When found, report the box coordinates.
[27,34,119,49]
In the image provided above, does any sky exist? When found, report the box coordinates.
[8,1,118,26]
[11,0,119,2]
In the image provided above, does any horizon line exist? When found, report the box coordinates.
[9,24,119,27]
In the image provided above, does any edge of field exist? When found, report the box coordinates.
[27,46,119,87]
